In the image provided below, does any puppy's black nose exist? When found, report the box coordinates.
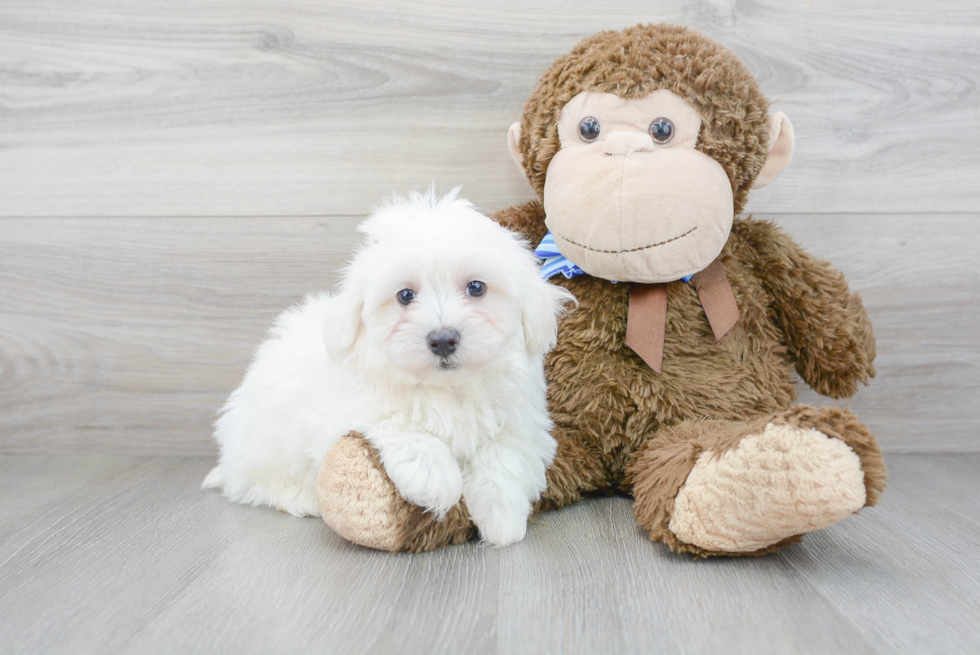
[427,329,459,358]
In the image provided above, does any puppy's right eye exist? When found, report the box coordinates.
[397,289,416,305]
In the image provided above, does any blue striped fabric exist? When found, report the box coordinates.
[534,231,694,283]
[534,232,585,280]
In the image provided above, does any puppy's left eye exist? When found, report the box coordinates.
[465,281,486,297]
[397,289,416,305]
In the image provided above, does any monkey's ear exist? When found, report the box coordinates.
[507,122,526,176]
[753,112,794,189]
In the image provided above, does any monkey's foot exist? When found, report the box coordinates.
[629,406,887,556]
[317,433,475,552]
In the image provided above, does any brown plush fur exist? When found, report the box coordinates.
[318,24,886,555]
[740,223,877,398]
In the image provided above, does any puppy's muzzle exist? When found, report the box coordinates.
[427,329,460,359]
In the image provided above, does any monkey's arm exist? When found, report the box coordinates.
[734,218,876,399]
[491,200,550,246]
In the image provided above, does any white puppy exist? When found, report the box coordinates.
[203,189,573,546]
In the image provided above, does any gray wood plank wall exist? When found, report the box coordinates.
[1,0,978,454]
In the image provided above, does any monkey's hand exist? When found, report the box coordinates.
[737,218,876,399]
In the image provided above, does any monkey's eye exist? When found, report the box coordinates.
[578,116,601,143]
[465,281,487,297]
[397,289,416,305]
[649,118,674,144]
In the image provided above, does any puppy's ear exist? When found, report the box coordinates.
[522,278,576,356]
[357,207,400,245]
[322,289,363,358]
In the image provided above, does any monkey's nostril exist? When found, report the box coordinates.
[427,329,460,359]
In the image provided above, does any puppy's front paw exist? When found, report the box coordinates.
[466,486,531,547]
[380,441,463,519]
[476,505,528,547]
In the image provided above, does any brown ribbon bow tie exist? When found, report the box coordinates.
[624,260,739,373]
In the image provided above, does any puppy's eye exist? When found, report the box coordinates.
[649,117,674,144]
[465,281,486,297]
[578,116,601,143]
[397,289,416,305]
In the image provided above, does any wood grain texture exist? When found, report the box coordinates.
[782,454,980,655]
[1,213,977,454]
[1,0,978,217]
[0,453,977,654]
[0,215,361,454]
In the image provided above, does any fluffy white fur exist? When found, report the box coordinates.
[203,189,573,547]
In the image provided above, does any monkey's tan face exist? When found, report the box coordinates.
[542,90,734,283]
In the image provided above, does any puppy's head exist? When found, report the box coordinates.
[326,188,574,385]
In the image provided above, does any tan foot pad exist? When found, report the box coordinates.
[669,423,866,553]
[317,436,407,551]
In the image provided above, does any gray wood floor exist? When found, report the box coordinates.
[0,453,977,654]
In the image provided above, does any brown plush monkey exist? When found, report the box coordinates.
[317,24,887,556]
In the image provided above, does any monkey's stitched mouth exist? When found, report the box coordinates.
[553,226,697,254]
